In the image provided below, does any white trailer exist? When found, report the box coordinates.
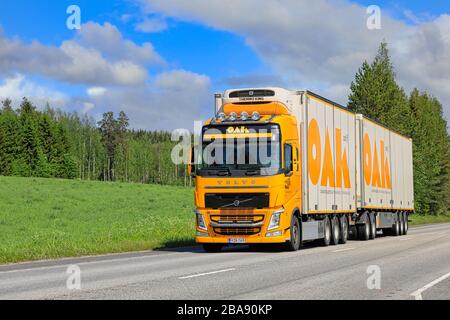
[300,91,414,239]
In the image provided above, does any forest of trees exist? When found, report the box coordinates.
[0,99,190,187]
[0,42,448,215]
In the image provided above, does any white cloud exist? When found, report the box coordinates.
[87,87,107,97]
[82,102,95,113]
[86,70,211,130]
[140,0,450,122]
[0,74,67,108]
[135,18,168,33]
[0,22,163,86]
[75,22,164,65]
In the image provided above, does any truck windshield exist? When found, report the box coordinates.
[198,124,281,177]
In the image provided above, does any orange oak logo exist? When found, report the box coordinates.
[363,134,391,190]
[227,126,250,134]
[308,119,351,188]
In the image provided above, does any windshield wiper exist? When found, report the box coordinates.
[244,169,260,176]
[206,167,232,176]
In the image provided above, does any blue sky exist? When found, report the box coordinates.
[0,0,268,93]
[0,1,449,129]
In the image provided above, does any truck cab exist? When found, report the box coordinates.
[193,88,303,251]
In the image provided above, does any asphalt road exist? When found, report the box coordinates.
[0,223,449,300]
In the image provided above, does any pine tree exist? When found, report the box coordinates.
[98,112,118,181]
[15,99,45,176]
[348,42,411,135]
[0,99,18,175]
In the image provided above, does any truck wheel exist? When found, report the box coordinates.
[390,214,400,236]
[357,218,370,241]
[339,215,349,244]
[369,213,376,240]
[404,213,409,235]
[321,217,331,247]
[399,213,405,236]
[286,215,302,251]
[330,216,340,246]
[202,244,223,253]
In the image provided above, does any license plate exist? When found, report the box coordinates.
[228,238,246,244]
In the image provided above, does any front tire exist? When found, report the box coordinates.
[330,216,340,246]
[286,215,302,251]
[202,243,223,253]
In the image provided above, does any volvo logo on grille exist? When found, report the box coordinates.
[233,200,240,207]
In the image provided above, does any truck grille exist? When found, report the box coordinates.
[205,193,269,209]
[214,227,261,236]
[210,215,264,224]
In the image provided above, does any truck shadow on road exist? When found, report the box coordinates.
[156,238,370,254]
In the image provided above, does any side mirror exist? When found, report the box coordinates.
[284,143,293,176]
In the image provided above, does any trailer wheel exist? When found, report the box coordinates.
[369,213,376,240]
[390,214,400,236]
[404,213,409,235]
[286,215,302,251]
[330,216,340,246]
[202,244,223,253]
[399,212,405,236]
[321,216,331,247]
[357,217,370,241]
[339,215,349,244]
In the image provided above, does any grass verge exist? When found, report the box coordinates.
[409,213,450,226]
[0,176,195,264]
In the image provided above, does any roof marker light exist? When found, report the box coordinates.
[228,112,238,122]
[251,112,261,121]
[216,112,226,122]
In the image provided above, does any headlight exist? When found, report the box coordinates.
[240,111,249,121]
[195,210,207,231]
[268,208,284,230]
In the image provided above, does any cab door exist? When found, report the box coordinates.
[284,141,301,204]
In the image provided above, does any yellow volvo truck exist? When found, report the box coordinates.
[191,88,414,252]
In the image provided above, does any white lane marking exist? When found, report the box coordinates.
[399,237,413,241]
[410,271,450,300]
[179,268,236,279]
[332,247,356,253]
[0,252,181,275]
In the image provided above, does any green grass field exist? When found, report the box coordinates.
[0,176,195,264]
[409,212,450,226]
[0,176,449,264]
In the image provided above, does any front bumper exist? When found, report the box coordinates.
[194,207,290,244]
[196,234,288,244]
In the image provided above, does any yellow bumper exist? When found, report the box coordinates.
[196,233,289,244]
